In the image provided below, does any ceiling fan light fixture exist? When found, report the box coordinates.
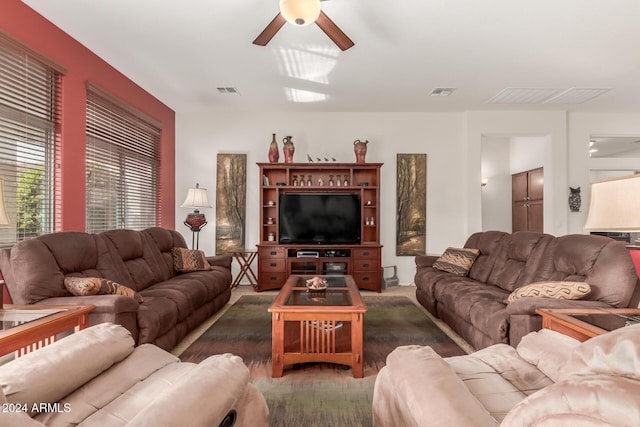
[279,0,321,27]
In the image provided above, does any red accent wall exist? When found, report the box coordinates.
[0,1,175,231]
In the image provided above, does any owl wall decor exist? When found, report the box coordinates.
[568,187,581,212]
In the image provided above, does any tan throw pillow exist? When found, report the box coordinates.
[63,277,143,303]
[171,247,212,273]
[507,281,591,303]
[432,247,480,276]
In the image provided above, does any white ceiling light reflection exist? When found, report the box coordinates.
[277,45,339,84]
[285,88,328,103]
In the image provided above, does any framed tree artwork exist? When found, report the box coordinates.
[215,153,247,255]
[396,153,427,256]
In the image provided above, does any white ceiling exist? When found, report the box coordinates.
[22,0,640,113]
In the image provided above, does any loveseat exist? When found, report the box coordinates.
[415,231,640,350]
[0,227,232,351]
[373,324,640,426]
[0,322,269,427]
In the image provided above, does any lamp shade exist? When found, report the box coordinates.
[180,184,212,210]
[279,0,321,26]
[584,174,640,231]
[0,177,10,227]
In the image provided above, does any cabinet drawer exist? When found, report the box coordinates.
[353,248,379,260]
[259,247,285,259]
[354,259,377,271]
[259,271,287,287]
[353,272,381,290]
[261,259,286,272]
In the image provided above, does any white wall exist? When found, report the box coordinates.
[175,110,640,286]
[481,135,511,231]
[176,112,466,286]
[467,111,568,236]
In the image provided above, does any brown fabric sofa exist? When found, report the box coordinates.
[0,322,269,427]
[373,325,640,426]
[415,231,640,350]
[0,227,232,351]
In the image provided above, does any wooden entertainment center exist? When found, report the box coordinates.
[257,162,383,292]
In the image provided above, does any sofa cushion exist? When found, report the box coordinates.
[545,235,638,307]
[0,323,134,412]
[171,247,212,273]
[64,276,144,303]
[516,329,580,382]
[506,281,591,303]
[34,344,179,426]
[433,247,480,276]
[486,232,555,292]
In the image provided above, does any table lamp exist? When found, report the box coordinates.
[180,183,212,249]
[584,174,640,283]
[0,177,10,308]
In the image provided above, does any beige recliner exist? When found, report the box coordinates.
[0,323,269,427]
[373,323,640,426]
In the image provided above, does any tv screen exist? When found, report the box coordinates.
[279,194,361,244]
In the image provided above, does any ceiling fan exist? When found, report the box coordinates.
[253,0,354,51]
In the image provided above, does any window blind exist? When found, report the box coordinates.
[0,34,61,248]
[85,90,161,233]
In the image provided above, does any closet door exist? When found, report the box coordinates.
[512,168,543,232]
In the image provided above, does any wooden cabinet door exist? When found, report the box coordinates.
[512,168,543,233]
[528,168,544,201]
[512,171,528,202]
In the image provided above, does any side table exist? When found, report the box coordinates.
[0,304,95,358]
[536,307,640,342]
[228,249,259,289]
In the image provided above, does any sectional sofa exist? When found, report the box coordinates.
[415,231,640,350]
[0,227,232,351]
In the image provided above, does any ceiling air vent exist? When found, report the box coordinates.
[430,87,456,97]
[486,88,564,104]
[217,87,240,95]
[544,88,611,104]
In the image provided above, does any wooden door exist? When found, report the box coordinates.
[512,168,543,232]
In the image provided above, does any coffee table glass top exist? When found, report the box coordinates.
[285,276,352,307]
[569,313,640,331]
[0,309,64,331]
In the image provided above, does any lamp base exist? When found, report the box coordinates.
[185,212,207,232]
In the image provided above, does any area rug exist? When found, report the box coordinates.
[179,295,466,427]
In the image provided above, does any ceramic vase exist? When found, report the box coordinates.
[268,133,279,163]
[353,139,368,164]
[282,136,295,163]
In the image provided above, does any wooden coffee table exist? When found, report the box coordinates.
[0,304,95,357]
[536,307,640,342]
[269,275,367,378]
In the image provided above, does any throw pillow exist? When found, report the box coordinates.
[506,281,591,303]
[63,277,143,303]
[171,247,212,273]
[432,247,481,276]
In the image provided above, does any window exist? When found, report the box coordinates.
[85,86,161,233]
[0,34,62,248]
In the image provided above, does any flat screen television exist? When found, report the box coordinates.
[279,193,361,244]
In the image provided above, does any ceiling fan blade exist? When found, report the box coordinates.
[315,11,354,51]
[253,13,287,46]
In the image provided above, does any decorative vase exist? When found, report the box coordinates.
[353,139,368,164]
[282,136,295,163]
[268,133,279,163]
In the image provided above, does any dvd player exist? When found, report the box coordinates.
[297,251,320,258]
